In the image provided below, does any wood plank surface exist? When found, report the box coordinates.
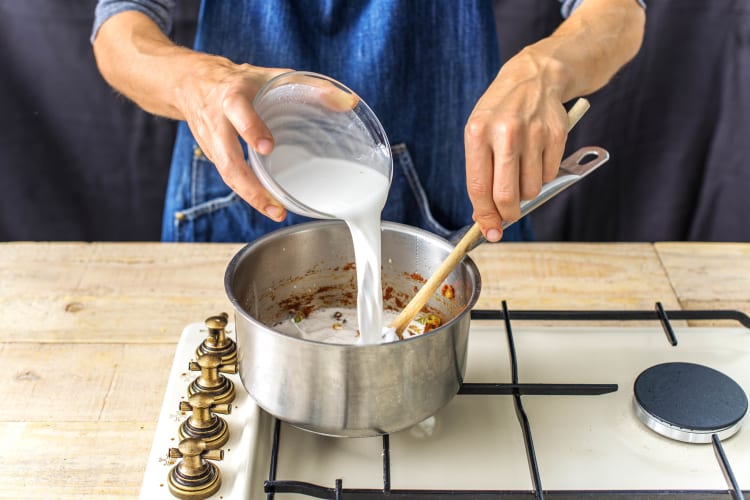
[655,242,750,326]
[0,343,172,422]
[470,242,680,310]
[0,243,240,343]
[0,422,154,499]
[655,242,750,308]
[0,242,684,343]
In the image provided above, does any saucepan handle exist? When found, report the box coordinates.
[511,146,610,226]
[462,145,610,251]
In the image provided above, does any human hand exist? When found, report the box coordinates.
[174,56,292,221]
[464,48,571,242]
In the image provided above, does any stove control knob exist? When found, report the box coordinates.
[167,438,223,500]
[178,393,231,449]
[187,354,237,404]
[196,313,237,366]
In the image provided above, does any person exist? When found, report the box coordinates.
[91,0,645,243]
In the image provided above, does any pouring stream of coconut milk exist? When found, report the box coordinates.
[248,72,395,345]
[273,157,389,344]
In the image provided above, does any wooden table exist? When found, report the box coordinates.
[0,242,747,498]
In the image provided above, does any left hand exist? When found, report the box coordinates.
[464,48,570,242]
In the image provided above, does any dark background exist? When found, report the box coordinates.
[0,0,200,240]
[502,0,750,241]
[1,0,748,242]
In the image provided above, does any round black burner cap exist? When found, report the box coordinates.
[634,362,748,432]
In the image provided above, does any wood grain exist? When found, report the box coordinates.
[470,243,681,310]
[655,242,750,325]
[0,343,173,422]
[0,422,154,499]
[0,242,240,343]
[655,243,750,305]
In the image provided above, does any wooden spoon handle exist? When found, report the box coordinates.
[388,98,590,337]
[566,97,590,131]
[389,223,483,337]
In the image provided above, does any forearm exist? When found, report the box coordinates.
[511,0,645,102]
[93,10,292,221]
[93,10,224,120]
[465,0,644,240]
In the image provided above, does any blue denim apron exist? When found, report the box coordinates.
[162,0,533,242]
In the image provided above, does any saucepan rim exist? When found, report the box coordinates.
[224,220,482,349]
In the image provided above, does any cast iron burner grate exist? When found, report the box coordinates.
[263,303,750,500]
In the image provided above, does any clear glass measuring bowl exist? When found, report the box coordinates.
[247,71,393,219]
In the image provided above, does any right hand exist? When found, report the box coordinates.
[174,56,292,221]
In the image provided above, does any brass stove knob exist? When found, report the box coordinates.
[196,313,237,366]
[187,354,237,404]
[167,438,223,500]
[178,393,232,449]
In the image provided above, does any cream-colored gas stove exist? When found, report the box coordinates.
[140,309,750,499]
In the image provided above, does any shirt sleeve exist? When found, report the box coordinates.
[91,0,176,43]
[560,0,646,18]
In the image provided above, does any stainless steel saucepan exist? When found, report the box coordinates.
[225,220,480,437]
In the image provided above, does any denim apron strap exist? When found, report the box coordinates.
[162,0,531,242]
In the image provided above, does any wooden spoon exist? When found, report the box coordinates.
[388,98,591,338]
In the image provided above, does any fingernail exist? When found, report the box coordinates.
[256,138,273,155]
[486,229,502,242]
[265,205,284,221]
